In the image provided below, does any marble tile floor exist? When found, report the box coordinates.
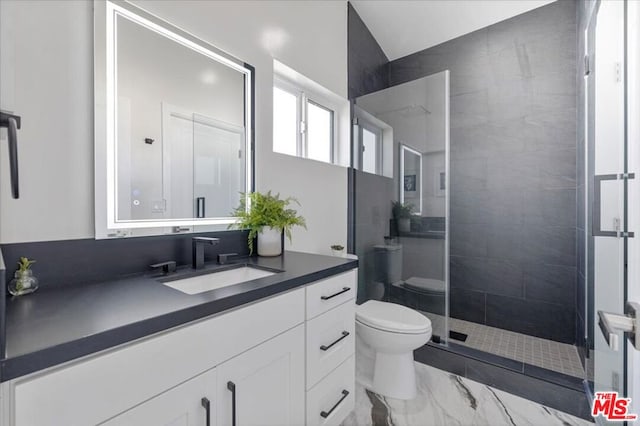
[424,313,587,379]
[342,362,593,426]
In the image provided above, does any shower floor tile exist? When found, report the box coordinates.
[421,312,586,379]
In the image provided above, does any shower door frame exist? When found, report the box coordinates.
[587,0,640,416]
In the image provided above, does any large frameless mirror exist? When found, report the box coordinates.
[94,0,254,238]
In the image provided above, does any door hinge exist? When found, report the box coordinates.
[619,172,635,180]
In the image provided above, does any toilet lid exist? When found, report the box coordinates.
[356,300,431,334]
[403,277,446,294]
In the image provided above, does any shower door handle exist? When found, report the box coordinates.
[593,173,634,237]
[598,302,640,351]
[0,111,20,199]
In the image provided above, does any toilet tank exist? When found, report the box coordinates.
[373,244,403,284]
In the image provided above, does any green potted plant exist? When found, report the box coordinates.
[392,201,414,233]
[8,257,38,296]
[229,191,306,256]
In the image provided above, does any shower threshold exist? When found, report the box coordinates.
[422,312,590,380]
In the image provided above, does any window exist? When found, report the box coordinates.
[273,80,335,163]
[357,119,383,175]
[352,104,392,177]
[361,127,379,174]
[273,87,298,157]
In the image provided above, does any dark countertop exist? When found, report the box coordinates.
[398,231,445,240]
[1,251,357,382]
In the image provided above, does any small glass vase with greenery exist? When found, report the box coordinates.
[330,244,345,257]
[229,191,306,256]
[8,257,39,296]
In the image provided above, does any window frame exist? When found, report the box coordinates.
[273,77,337,164]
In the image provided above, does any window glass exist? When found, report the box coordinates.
[273,87,298,156]
[362,127,378,174]
[306,101,333,163]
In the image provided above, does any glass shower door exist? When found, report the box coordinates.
[351,70,450,343]
[587,0,638,410]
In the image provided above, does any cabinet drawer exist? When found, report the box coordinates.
[306,301,355,389]
[306,356,355,426]
[306,270,356,319]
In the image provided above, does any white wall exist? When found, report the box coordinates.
[0,0,348,254]
[0,1,94,242]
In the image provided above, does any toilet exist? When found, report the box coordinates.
[357,242,433,399]
[356,244,431,399]
[356,300,432,399]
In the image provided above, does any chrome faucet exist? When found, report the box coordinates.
[192,237,220,269]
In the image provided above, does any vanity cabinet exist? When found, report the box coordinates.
[102,368,217,426]
[105,325,305,426]
[1,269,357,426]
[216,325,305,426]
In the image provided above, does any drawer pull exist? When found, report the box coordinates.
[321,287,350,300]
[201,397,211,426]
[227,381,237,426]
[320,331,350,351]
[320,389,349,418]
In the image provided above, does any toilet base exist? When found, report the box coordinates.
[356,335,418,400]
[373,352,417,400]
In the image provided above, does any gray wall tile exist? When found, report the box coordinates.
[350,0,579,344]
[524,263,577,306]
[387,0,578,343]
[347,3,389,99]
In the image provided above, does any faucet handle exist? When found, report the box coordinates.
[192,237,220,245]
[150,260,177,274]
[217,253,238,265]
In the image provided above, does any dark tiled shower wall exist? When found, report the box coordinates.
[347,3,389,100]
[347,1,394,303]
[352,169,395,303]
[387,0,579,343]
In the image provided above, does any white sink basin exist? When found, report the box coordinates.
[163,266,277,295]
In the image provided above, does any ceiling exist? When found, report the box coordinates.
[350,0,555,61]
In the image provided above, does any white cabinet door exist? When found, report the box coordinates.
[101,368,216,426]
[216,324,305,426]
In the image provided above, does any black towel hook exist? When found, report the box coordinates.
[0,111,20,199]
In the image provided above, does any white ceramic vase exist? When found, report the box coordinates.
[398,218,411,233]
[258,226,282,256]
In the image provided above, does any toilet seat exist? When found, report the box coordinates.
[356,300,431,334]
[403,277,446,294]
